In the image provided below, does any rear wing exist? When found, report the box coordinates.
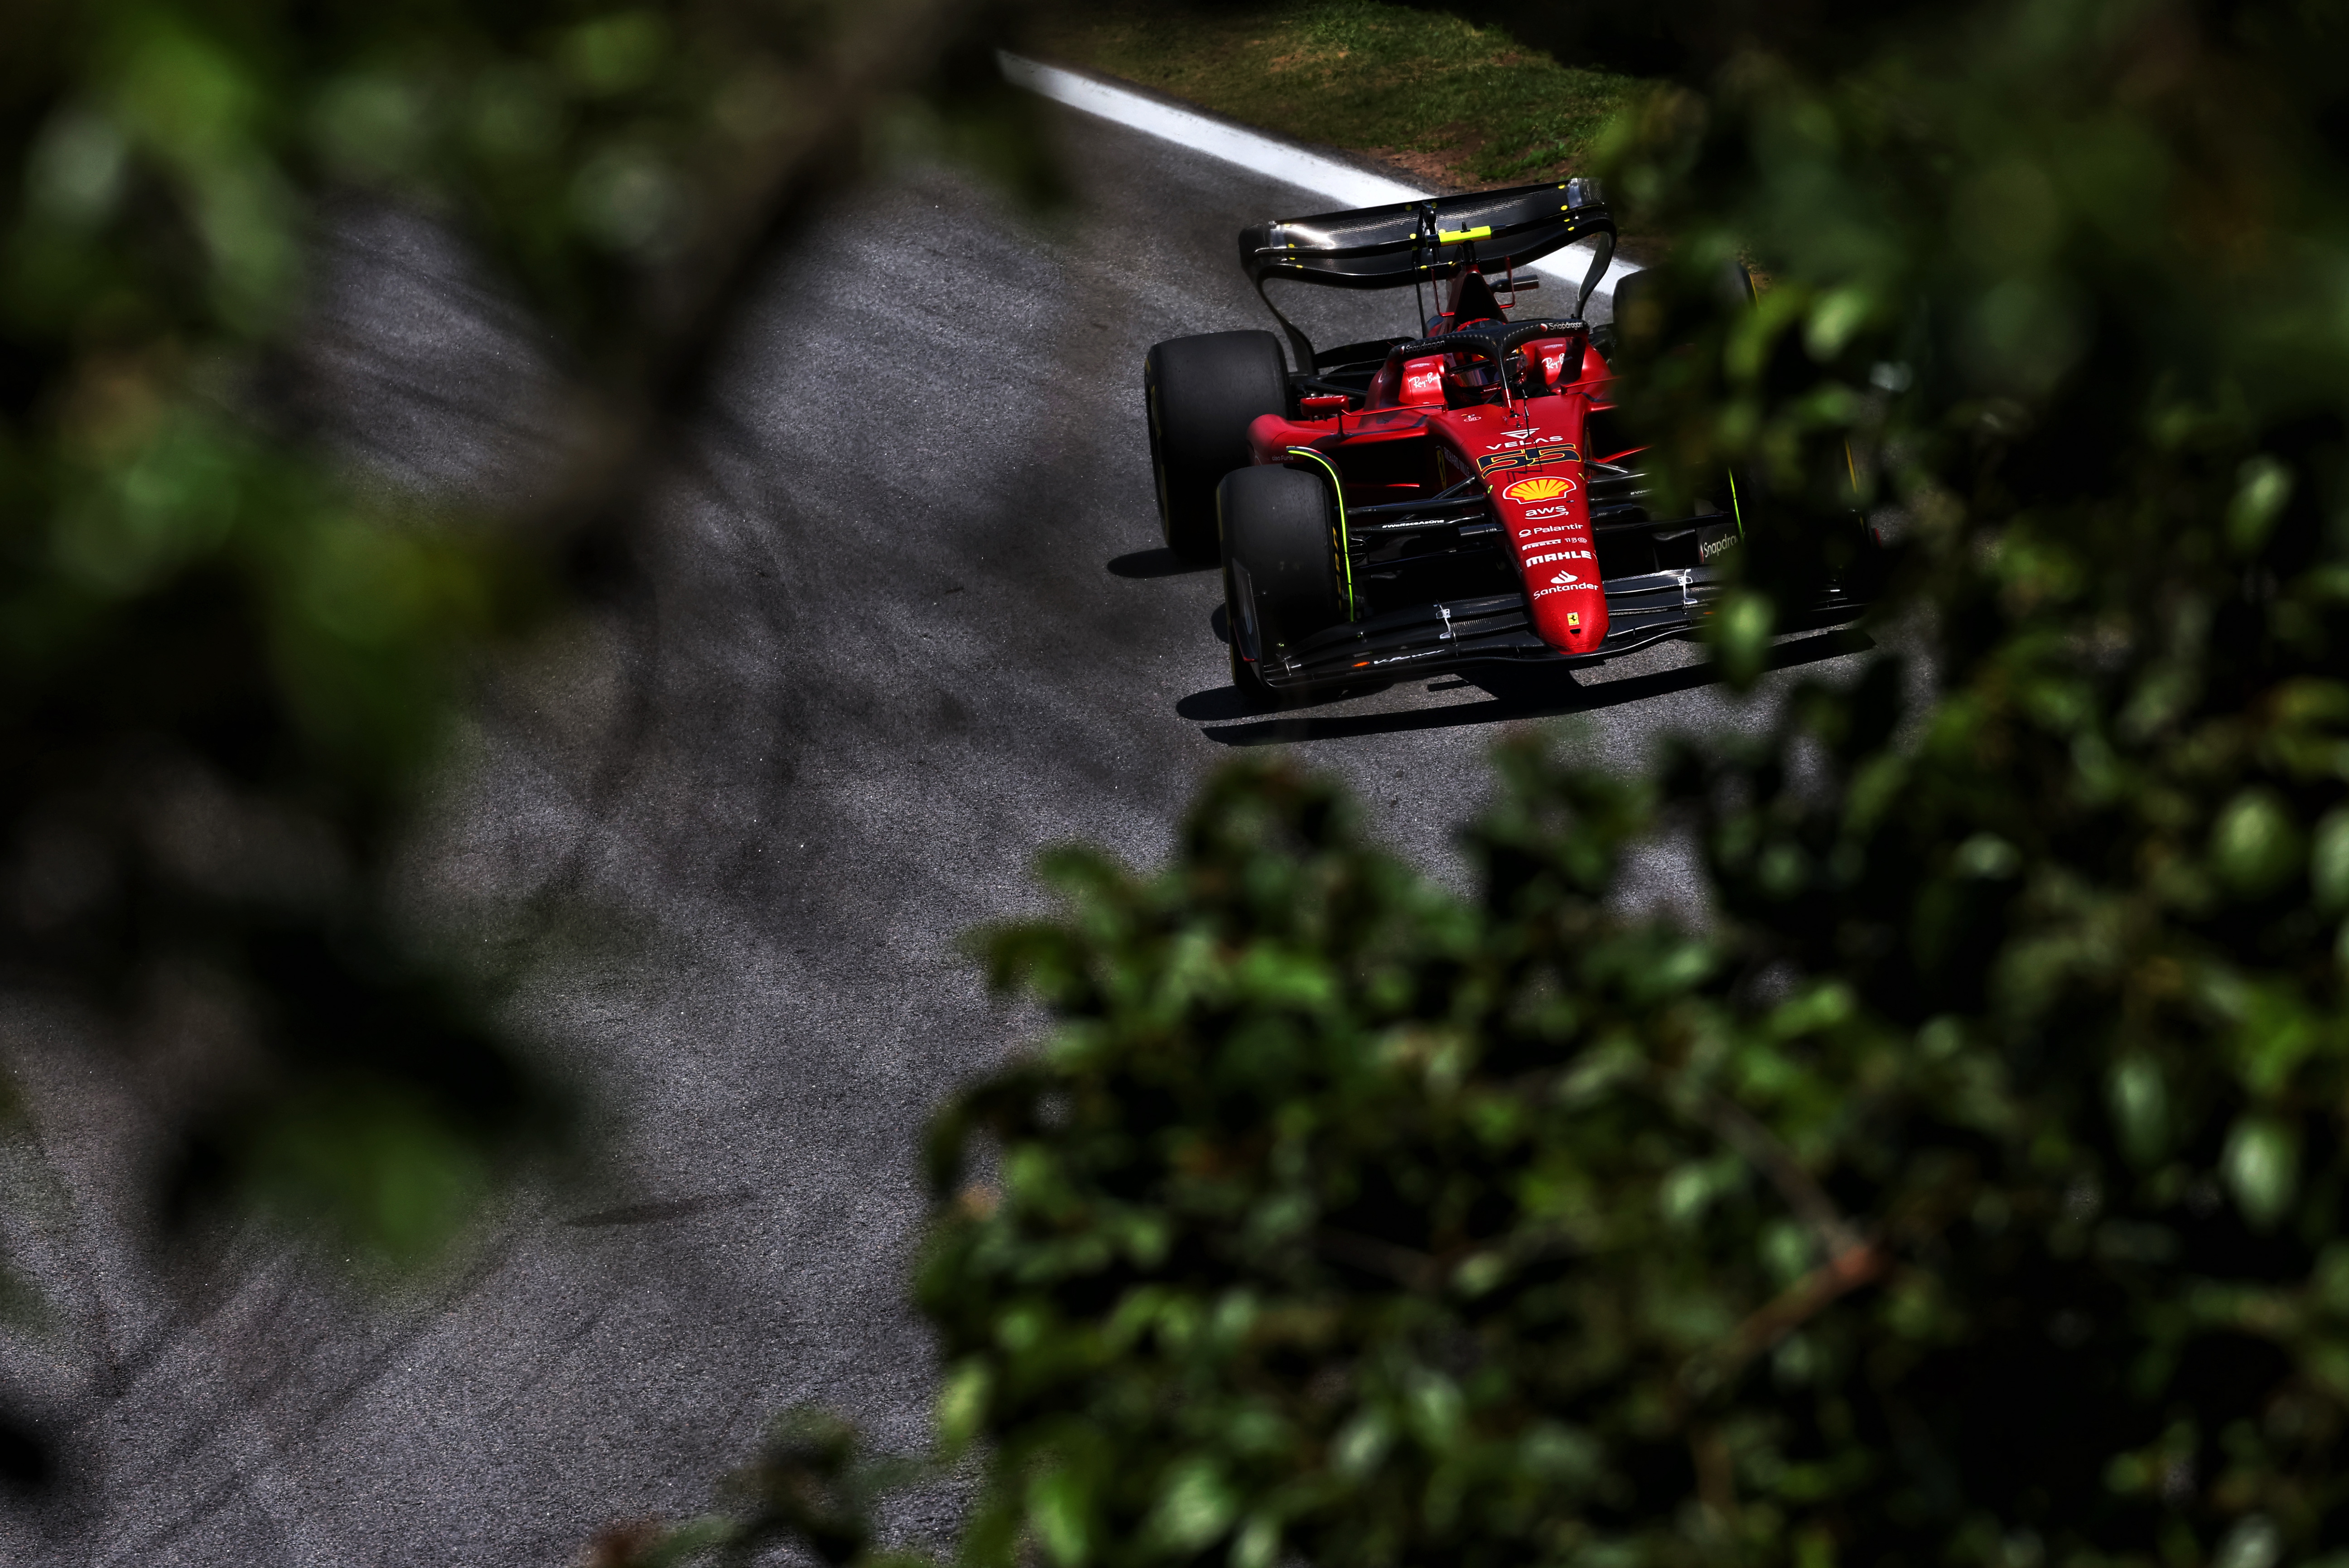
[1237,179,1617,369]
[1239,179,1614,289]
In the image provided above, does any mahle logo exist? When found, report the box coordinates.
[1503,476,1574,503]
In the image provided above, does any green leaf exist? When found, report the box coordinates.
[2311,809,2349,910]
[2107,1057,2168,1166]
[1710,589,1776,688]
[1028,1464,1094,1568]
[1144,1459,1236,1554]
[2212,789,2302,895]
[2227,458,2293,555]
[2224,1118,2300,1230]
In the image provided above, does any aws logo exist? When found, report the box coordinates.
[1503,476,1576,503]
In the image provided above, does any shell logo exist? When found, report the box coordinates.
[1503,476,1575,503]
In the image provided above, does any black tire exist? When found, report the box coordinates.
[1146,330,1290,562]
[1220,464,1344,707]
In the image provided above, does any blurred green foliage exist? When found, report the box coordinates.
[1,0,1040,1478]
[588,1407,938,1568]
[912,0,2349,1565]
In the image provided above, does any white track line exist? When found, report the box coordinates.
[998,51,1639,307]
[999,53,1424,208]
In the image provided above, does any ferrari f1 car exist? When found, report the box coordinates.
[1143,179,1864,705]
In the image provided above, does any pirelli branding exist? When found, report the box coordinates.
[1476,444,1579,477]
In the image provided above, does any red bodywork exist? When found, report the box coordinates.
[1242,312,1619,656]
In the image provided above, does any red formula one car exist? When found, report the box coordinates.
[1144,179,1862,705]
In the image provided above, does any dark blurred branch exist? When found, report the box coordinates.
[1716,1239,1885,1369]
[1314,1226,1442,1291]
[533,0,995,556]
[1688,1086,1867,1262]
[513,0,1010,864]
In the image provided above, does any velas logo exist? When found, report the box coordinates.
[1503,477,1575,503]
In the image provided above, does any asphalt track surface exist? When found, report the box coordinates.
[0,105,1871,1565]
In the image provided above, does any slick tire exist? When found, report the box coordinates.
[1220,463,1345,708]
[1147,330,1291,563]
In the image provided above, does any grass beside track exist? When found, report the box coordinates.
[1026,0,1653,193]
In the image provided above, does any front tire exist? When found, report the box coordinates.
[1147,331,1290,562]
[1220,464,1345,706]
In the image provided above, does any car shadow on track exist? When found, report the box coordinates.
[1187,626,1877,746]
[1109,548,1216,578]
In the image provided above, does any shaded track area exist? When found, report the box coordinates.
[0,107,1870,1565]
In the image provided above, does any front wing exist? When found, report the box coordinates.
[1249,568,1866,690]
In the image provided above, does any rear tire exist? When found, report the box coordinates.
[1147,331,1291,562]
[1220,464,1345,706]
